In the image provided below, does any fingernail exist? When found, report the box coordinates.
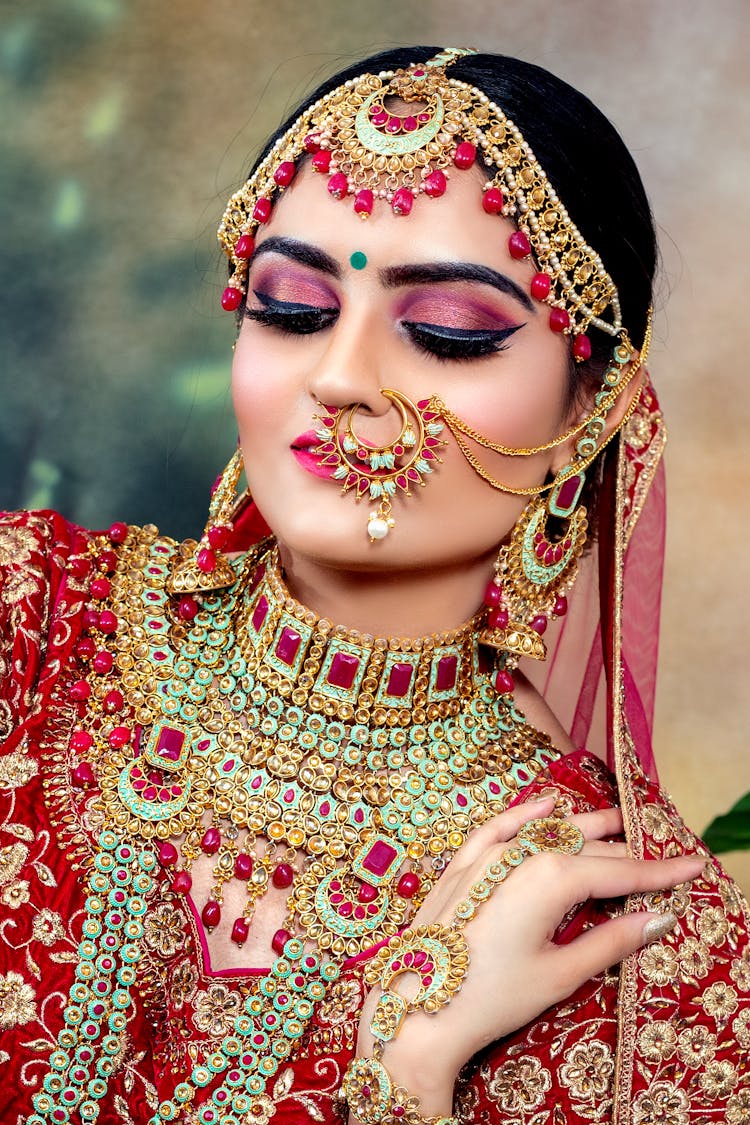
[643,912,678,943]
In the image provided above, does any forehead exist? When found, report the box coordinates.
[253,160,520,270]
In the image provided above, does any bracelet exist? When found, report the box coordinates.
[364,817,584,1044]
[342,1055,457,1125]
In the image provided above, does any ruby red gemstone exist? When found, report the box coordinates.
[549,306,570,333]
[391,187,413,215]
[98,611,118,634]
[234,853,253,880]
[72,762,94,787]
[357,882,378,903]
[508,231,532,260]
[553,595,568,617]
[201,900,221,930]
[423,169,447,197]
[354,189,374,216]
[272,863,294,889]
[172,870,192,894]
[155,726,185,762]
[207,525,230,550]
[71,730,93,752]
[69,680,91,702]
[177,596,199,622]
[69,557,90,580]
[530,614,548,635]
[234,233,255,259]
[196,547,217,574]
[573,333,592,360]
[396,872,421,898]
[303,134,320,153]
[97,550,117,573]
[221,287,243,312]
[311,150,331,173]
[83,609,100,630]
[435,656,458,692]
[362,840,398,879]
[92,651,113,675]
[90,577,111,600]
[483,581,502,607]
[275,627,301,666]
[482,187,504,214]
[200,827,221,855]
[253,198,272,223]
[555,473,584,513]
[454,141,476,169]
[327,172,349,199]
[272,928,291,955]
[108,522,128,544]
[108,726,131,749]
[158,842,178,867]
[530,272,551,300]
[386,662,413,698]
[326,652,360,690]
[488,606,509,631]
[494,669,515,695]
[273,161,296,187]
[75,638,95,661]
[231,917,250,946]
[251,595,269,631]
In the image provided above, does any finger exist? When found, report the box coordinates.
[580,840,628,859]
[548,909,678,1000]
[568,807,623,840]
[540,853,705,919]
[457,797,557,866]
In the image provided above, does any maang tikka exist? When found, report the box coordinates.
[312,390,446,541]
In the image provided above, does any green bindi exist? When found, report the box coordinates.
[350,251,368,270]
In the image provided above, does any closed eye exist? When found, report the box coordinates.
[244,291,339,335]
[402,320,524,361]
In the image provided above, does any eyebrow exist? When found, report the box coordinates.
[381,262,534,312]
[251,237,534,312]
[251,236,341,278]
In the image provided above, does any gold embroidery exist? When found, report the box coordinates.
[0,969,38,1029]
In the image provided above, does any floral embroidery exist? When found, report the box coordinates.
[0,750,38,789]
[1,878,30,908]
[696,904,730,946]
[639,941,679,986]
[701,980,739,1020]
[316,977,363,1026]
[0,841,28,885]
[486,1055,552,1113]
[700,1059,739,1099]
[730,948,750,991]
[636,1020,677,1062]
[632,1080,689,1125]
[558,1038,614,1100]
[733,1008,750,1049]
[31,907,66,946]
[677,935,712,981]
[0,970,38,1030]
[168,959,199,1011]
[677,1024,717,1067]
[726,1088,750,1124]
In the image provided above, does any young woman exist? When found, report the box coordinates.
[1,47,747,1125]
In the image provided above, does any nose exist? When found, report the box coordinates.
[305,304,391,419]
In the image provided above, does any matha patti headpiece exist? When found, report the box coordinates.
[218,47,622,349]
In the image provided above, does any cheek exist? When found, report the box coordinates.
[231,330,291,436]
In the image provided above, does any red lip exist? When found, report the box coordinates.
[291,430,337,479]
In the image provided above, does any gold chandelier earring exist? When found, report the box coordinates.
[167,448,247,596]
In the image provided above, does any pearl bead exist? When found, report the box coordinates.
[367,518,390,541]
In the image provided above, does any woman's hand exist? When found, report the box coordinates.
[354,796,705,1117]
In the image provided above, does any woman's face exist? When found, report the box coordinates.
[232,162,576,574]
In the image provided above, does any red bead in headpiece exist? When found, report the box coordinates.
[530,272,551,300]
[207,525,230,551]
[550,307,570,333]
[573,333,592,360]
[108,522,128,544]
[482,187,504,214]
[354,189,374,218]
[197,548,217,574]
[221,287,243,312]
[303,134,320,153]
[253,198,272,223]
[454,142,476,169]
[423,169,447,197]
[235,233,255,259]
[392,187,414,216]
[327,172,349,199]
[508,231,532,260]
[311,150,332,173]
[273,161,296,187]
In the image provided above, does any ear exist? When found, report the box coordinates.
[549,353,645,477]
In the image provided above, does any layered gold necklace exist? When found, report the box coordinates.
[39,526,560,1125]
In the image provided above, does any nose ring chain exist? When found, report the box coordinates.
[312,390,446,541]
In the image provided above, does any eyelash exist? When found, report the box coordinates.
[245,292,523,360]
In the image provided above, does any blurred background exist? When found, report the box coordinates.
[1,0,749,887]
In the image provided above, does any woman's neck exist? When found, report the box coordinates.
[276,544,495,638]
